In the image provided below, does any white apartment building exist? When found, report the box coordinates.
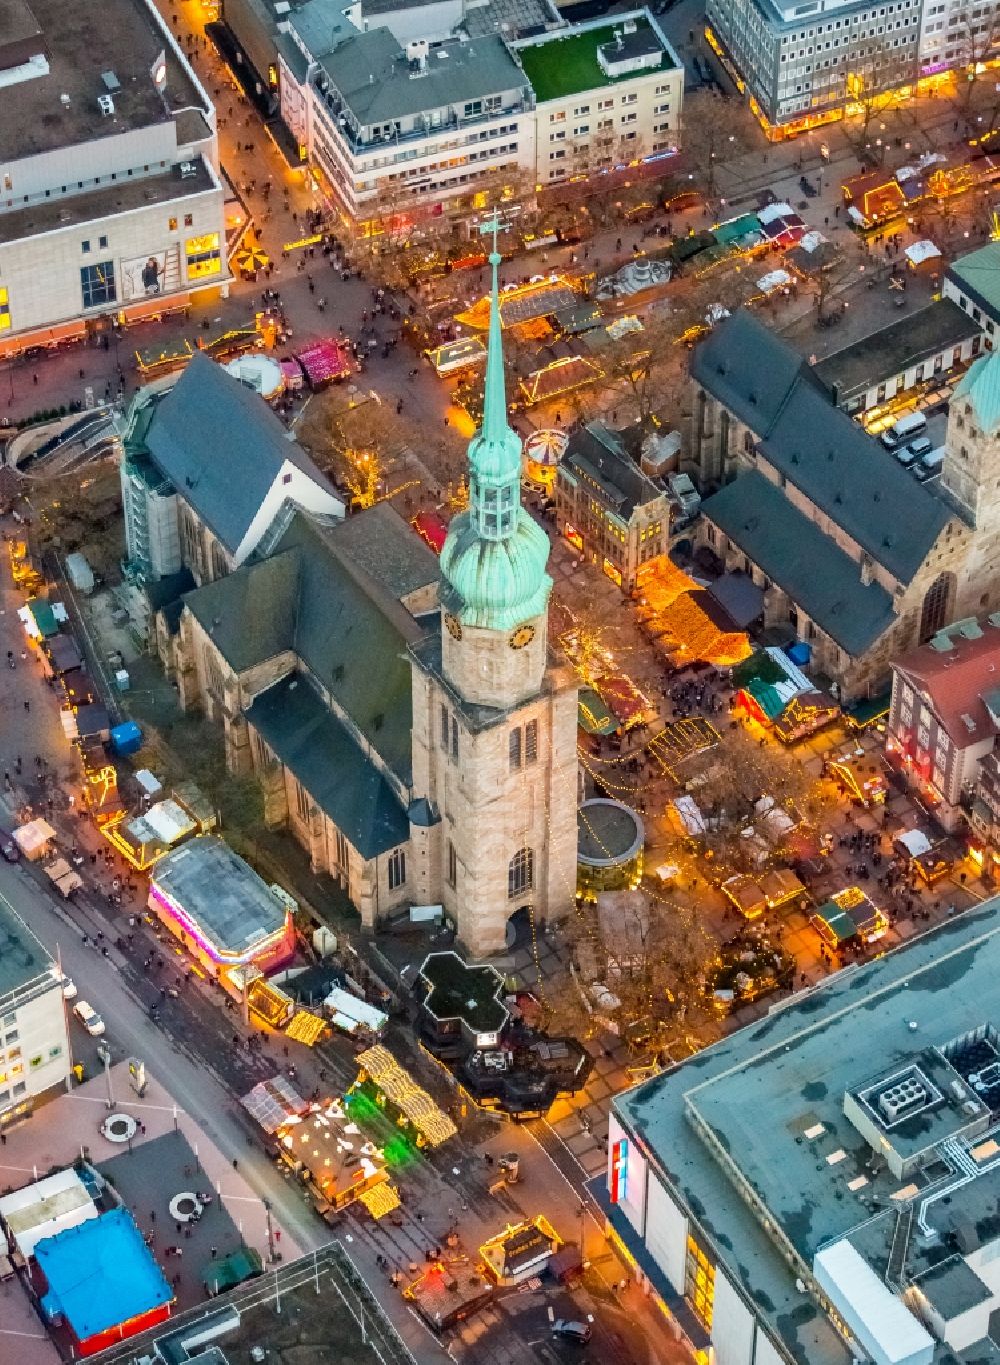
[276,2,681,226]
[704,0,993,139]
[0,900,72,1132]
[512,14,683,183]
[0,0,229,357]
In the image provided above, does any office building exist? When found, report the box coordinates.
[277,2,681,227]
[0,0,230,357]
[705,0,997,139]
[600,898,1000,1365]
[556,419,670,591]
[0,899,71,1132]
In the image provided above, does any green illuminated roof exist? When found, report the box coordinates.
[954,349,1000,434]
[514,18,672,101]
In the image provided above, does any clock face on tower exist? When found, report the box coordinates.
[445,613,463,641]
[509,623,536,650]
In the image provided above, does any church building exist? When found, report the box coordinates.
[157,240,578,956]
[686,311,1000,700]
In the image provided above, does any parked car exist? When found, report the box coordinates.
[52,969,77,1000]
[551,1320,593,1344]
[73,1001,105,1036]
[0,838,18,863]
[916,448,946,481]
[905,435,933,461]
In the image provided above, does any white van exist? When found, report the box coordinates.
[916,447,945,481]
[880,410,927,449]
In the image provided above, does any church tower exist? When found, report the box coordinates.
[408,225,579,957]
[943,351,1000,528]
[437,241,553,707]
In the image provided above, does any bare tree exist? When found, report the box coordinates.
[559,891,719,1052]
[295,390,415,509]
[675,90,752,199]
[950,12,1000,133]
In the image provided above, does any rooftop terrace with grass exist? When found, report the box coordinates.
[513,11,680,103]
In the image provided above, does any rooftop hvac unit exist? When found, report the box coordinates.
[98,93,115,116]
[179,161,198,179]
[877,1075,928,1123]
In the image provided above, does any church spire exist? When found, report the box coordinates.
[479,217,517,470]
[437,211,552,636]
[465,214,523,535]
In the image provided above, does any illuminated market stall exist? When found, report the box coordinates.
[241,1075,397,1217]
[352,1045,457,1150]
[148,837,296,989]
[811,885,888,950]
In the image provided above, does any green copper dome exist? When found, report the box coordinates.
[440,228,552,632]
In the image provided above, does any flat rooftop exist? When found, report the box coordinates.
[0,159,217,245]
[0,893,54,1002]
[513,13,677,101]
[315,28,526,127]
[577,798,644,863]
[616,899,1000,1365]
[150,837,289,957]
[812,298,981,401]
[0,0,206,161]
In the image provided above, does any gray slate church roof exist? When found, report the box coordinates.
[141,353,334,553]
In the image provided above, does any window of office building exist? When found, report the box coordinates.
[80,260,116,308]
[186,232,222,280]
[685,1235,715,1330]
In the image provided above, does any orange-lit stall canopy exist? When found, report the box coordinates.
[637,559,750,667]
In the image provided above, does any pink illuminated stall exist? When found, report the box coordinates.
[148,836,296,990]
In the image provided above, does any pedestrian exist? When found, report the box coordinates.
[211,1246,218,1258]
[23,700,29,712]
[232,1157,239,1170]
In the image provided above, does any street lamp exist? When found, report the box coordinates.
[96,1042,114,1111]
[263,1196,276,1263]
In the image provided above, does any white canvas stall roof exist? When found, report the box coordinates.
[324,987,387,1034]
[905,239,941,266]
[0,1168,97,1257]
[814,1239,933,1365]
[127,799,195,847]
[897,829,932,857]
[13,818,56,854]
[758,201,795,225]
[134,769,163,797]
[241,1074,309,1135]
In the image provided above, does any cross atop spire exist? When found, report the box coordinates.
[476,212,514,467]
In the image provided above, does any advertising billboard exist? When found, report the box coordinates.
[120,246,179,301]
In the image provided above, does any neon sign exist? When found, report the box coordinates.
[610,1137,629,1204]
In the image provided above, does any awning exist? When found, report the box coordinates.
[578,688,617,736]
[294,339,352,387]
[241,1074,309,1134]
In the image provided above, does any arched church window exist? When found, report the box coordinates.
[919,572,954,643]
[508,847,534,899]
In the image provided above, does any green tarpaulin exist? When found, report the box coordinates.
[579,688,617,736]
[27,598,59,639]
[812,902,857,945]
[202,1247,263,1296]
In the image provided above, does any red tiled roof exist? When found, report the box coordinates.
[893,622,1000,745]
